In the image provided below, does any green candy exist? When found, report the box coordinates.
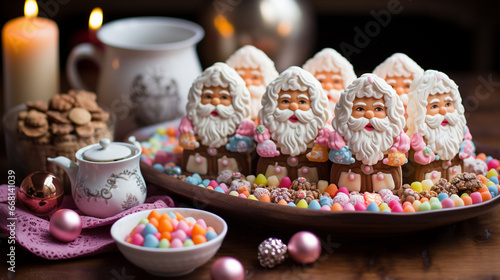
[430,201,442,210]
[419,201,431,212]
[183,239,194,247]
[158,239,170,248]
[138,218,149,225]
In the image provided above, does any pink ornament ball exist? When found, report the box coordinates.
[288,231,321,264]
[49,209,82,242]
[210,257,245,280]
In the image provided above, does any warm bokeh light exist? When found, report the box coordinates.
[277,21,292,37]
[214,15,234,38]
[89,8,103,30]
[24,0,38,18]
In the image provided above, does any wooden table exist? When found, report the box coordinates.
[2,73,500,279]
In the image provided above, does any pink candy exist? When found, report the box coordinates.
[170,238,183,248]
[391,203,404,213]
[354,202,366,211]
[131,233,144,246]
[171,229,187,242]
[343,203,355,211]
[177,220,190,234]
[470,192,482,204]
[441,198,455,209]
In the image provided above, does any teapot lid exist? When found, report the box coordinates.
[83,138,133,162]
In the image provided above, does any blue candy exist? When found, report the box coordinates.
[486,156,493,164]
[205,230,218,241]
[142,223,158,236]
[489,176,499,185]
[214,187,225,193]
[191,173,203,185]
[143,234,160,248]
[168,212,177,220]
[202,179,211,187]
[488,185,498,197]
[366,202,379,212]
[153,163,164,172]
[287,202,296,207]
[329,146,355,165]
[319,196,333,207]
[308,200,321,210]
[437,193,449,202]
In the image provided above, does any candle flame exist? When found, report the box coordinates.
[24,0,38,18]
[89,8,103,30]
[214,15,234,38]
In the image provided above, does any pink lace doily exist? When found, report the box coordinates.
[0,184,175,260]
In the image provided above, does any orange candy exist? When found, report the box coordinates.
[172,146,183,153]
[192,234,207,245]
[402,201,412,209]
[277,199,288,205]
[159,213,171,222]
[238,186,248,194]
[477,175,488,185]
[259,194,271,203]
[481,191,492,202]
[206,186,214,190]
[158,219,174,233]
[419,197,429,203]
[191,224,207,237]
[331,203,343,211]
[363,192,382,206]
[207,226,215,233]
[478,185,489,193]
[476,153,487,161]
[325,184,338,197]
[404,205,415,213]
[160,231,172,242]
[148,210,161,220]
[462,196,473,206]
[149,217,159,228]
[174,212,185,221]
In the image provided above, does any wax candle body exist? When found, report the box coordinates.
[2,16,59,110]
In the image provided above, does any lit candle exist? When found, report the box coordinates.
[2,0,59,110]
[88,7,103,45]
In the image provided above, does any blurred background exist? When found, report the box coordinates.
[1,0,499,74]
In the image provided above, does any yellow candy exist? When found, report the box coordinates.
[486,169,498,179]
[379,203,390,211]
[229,191,239,196]
[317,180,329,193]
[248,195,258,201]
[486,181,496,187]
[156,127,167,135]
[410,182,423,192]
[267,175,279,187]
[254,174,268,186]
[421,179,433,191]
[412,200,421,212]
[296,199,308,208]
[450,194,464,207]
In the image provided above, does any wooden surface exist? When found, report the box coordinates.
[1,73,500,279]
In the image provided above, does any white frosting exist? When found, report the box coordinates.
[225,45,279,86]
[333,73,406,166]
[260,66,329,156]
[406,70,466,161]
[302,48,357,89]
[186,62,251,148]
[373,53,424,79]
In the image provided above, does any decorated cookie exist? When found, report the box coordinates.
[302,48,357,117]
[226,45,279,120]
[329,73,408,192]
[405,70,470,183]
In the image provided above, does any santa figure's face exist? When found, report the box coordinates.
[351,97,387,122]
[201,86,233,108]
[425,92,455,117]
[419,92,464,161]
[235,67,264,87]
[385,74,413,105]
[235,67,266,119]
[277,90,311,114]
[314,70,343,104]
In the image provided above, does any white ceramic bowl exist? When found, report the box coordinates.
[110,208,227,277]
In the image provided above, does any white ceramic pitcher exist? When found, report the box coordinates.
[67,17,204,140]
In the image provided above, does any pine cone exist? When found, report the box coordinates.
[450,172,483,195]
[257,238,287,268]
[270,188,292,204]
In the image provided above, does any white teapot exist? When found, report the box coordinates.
[48,137,146,218]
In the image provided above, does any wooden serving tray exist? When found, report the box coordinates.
[141,141,500,237]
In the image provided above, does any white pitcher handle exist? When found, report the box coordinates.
[66,43,103,91]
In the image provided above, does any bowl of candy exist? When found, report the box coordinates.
[110,208,228,277]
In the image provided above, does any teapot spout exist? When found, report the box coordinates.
[47,156,79,189]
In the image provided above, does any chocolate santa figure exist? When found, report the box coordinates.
[178,62,255,177]
[328,73,409,192]
[254,66,330,182]
[302,48,357,118]
[226,45,279,120]
[373,53,424,107]
[404,70,473,184]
